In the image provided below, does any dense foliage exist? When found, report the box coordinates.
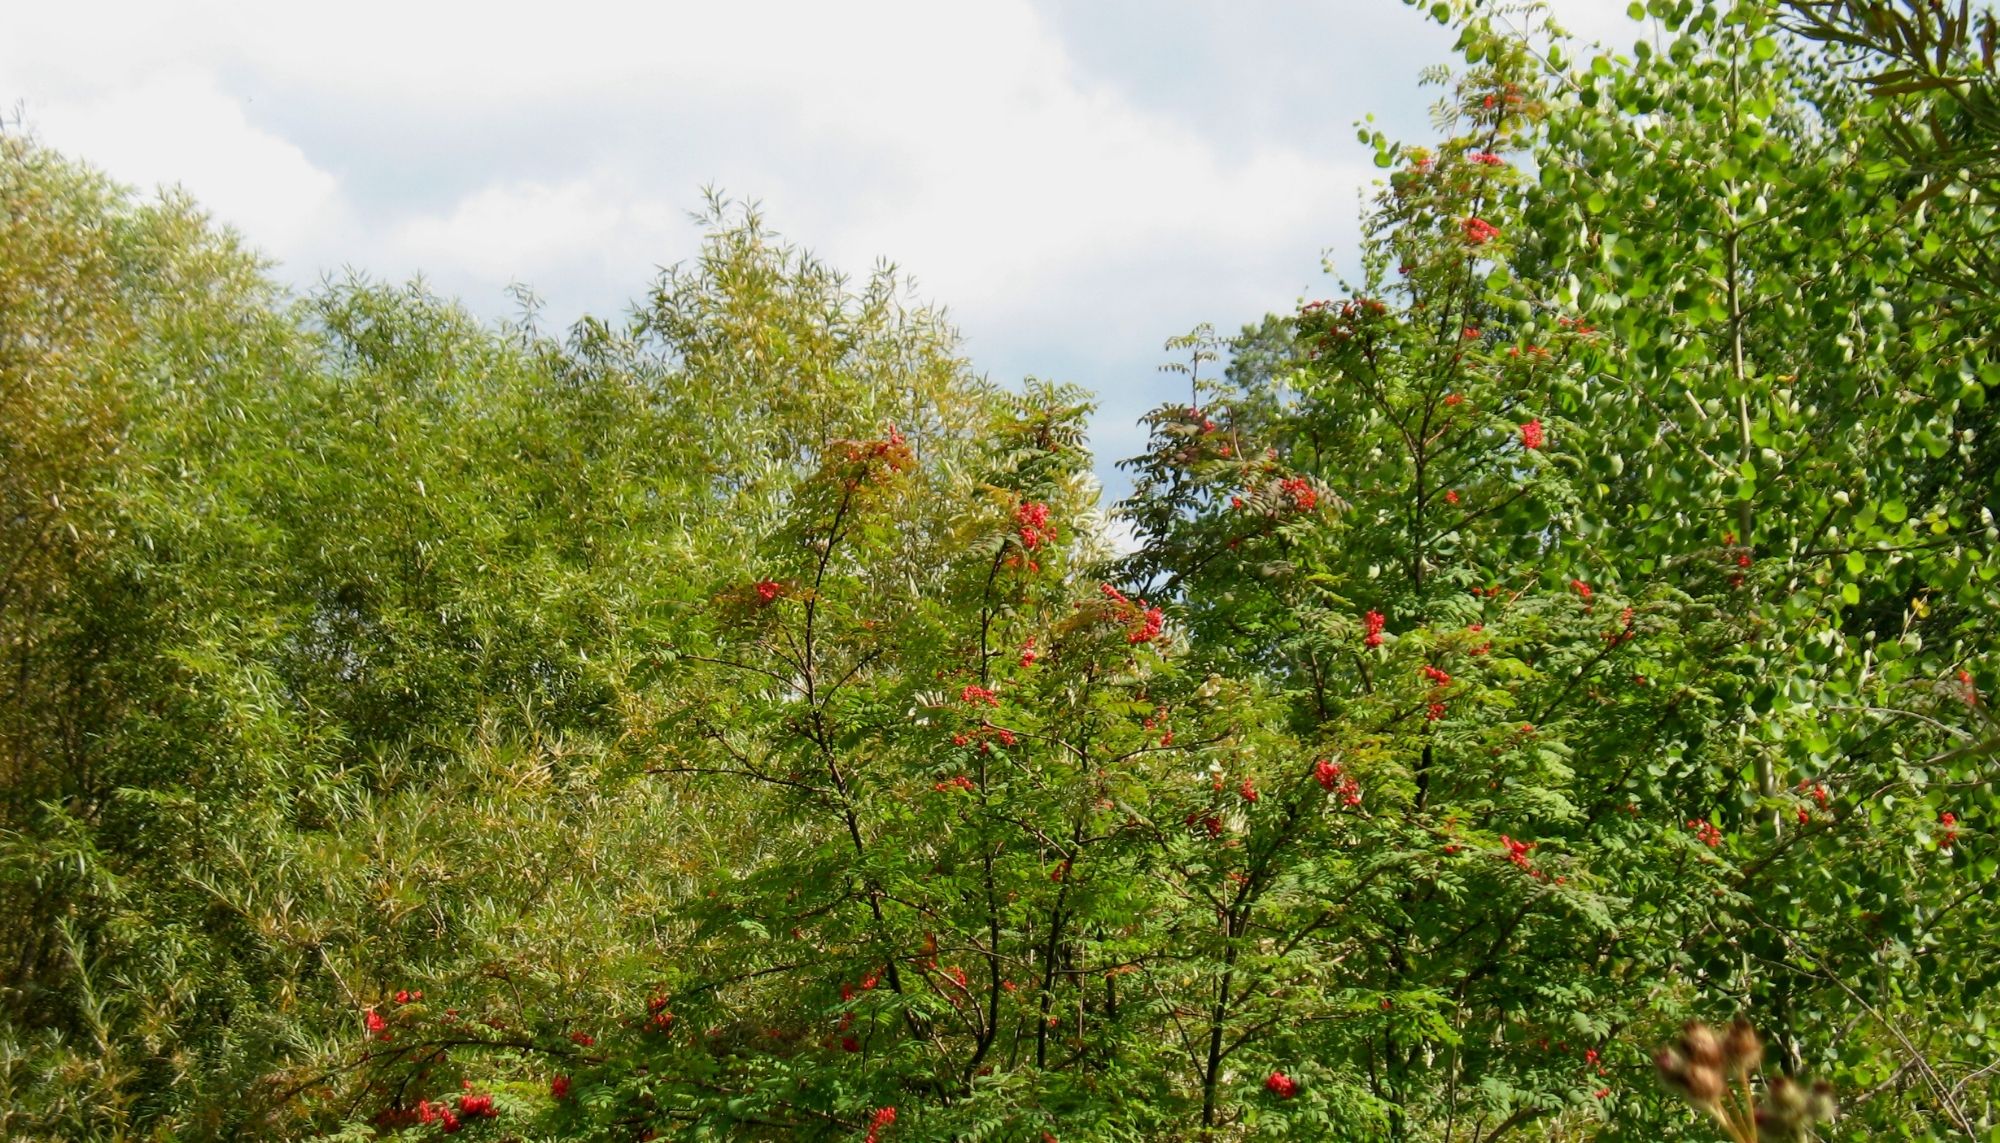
[1781,0,2000,342]
[2,1,1995,1139]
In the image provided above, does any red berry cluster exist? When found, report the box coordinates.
[1100,583,1164,645]
[754,579,784,604]
[1298,297,1388,350]
[1940,812,1959,851]
[832,425,913,490]
[1422,663,1452,720]
[1015,501,1054,550]
[1265,1071,1298,1098]
[1142,703,1172,746]
[1184,811,1225,839]
[1795,779,1832,825]
[864,1106,898,1143]
[1129,607,1164,644]
[415,1099,458,1132]
[1462,216,1501,245]
[831,967,881,1047]
[1688,818,1723,847]
[951,724,1016,751]
[1520,418,1545,450]
[1500,834,1535,870]
[1314,759,1363,806]
[1363,610,1386,648]
[932,774,976,794]
[645,994,675,1033]
[960,684,999,707]
[1299,298,1387,321]
[1278,476,1318,511]
[398,1088,498,1134]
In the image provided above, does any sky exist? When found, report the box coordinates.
[4,0,1638,502]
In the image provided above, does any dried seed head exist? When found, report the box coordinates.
[1723,1017,1762,1076]
[1684,1063,1725,1105]
[1654,1045,1689,1090]
[1681,1020,1724,1068]
[1758,1075,1807,1131]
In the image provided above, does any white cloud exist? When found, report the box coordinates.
[385,176,680,289]
[4,0,1639,496]
[5,0,1380,306]
[1543,0,1652,48]
[8,67,345,259]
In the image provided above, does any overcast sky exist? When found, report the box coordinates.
[6,0,1636,500]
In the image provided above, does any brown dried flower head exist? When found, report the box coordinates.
[1683,1062,1726,1105]
[1656,1016,1837,1136]
[1807,1079,1839,1124]
[1722,1016,1762,1077]
[1682,1020,1724,1069]
[1655,1046,1687,1089]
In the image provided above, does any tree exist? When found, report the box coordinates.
[1111,0,1998,1134]
[1781,0,2000,344]
[1503,2,2000,1125]
[5,3,1998,1137]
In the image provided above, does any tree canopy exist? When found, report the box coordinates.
[2,2,1996,1139]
